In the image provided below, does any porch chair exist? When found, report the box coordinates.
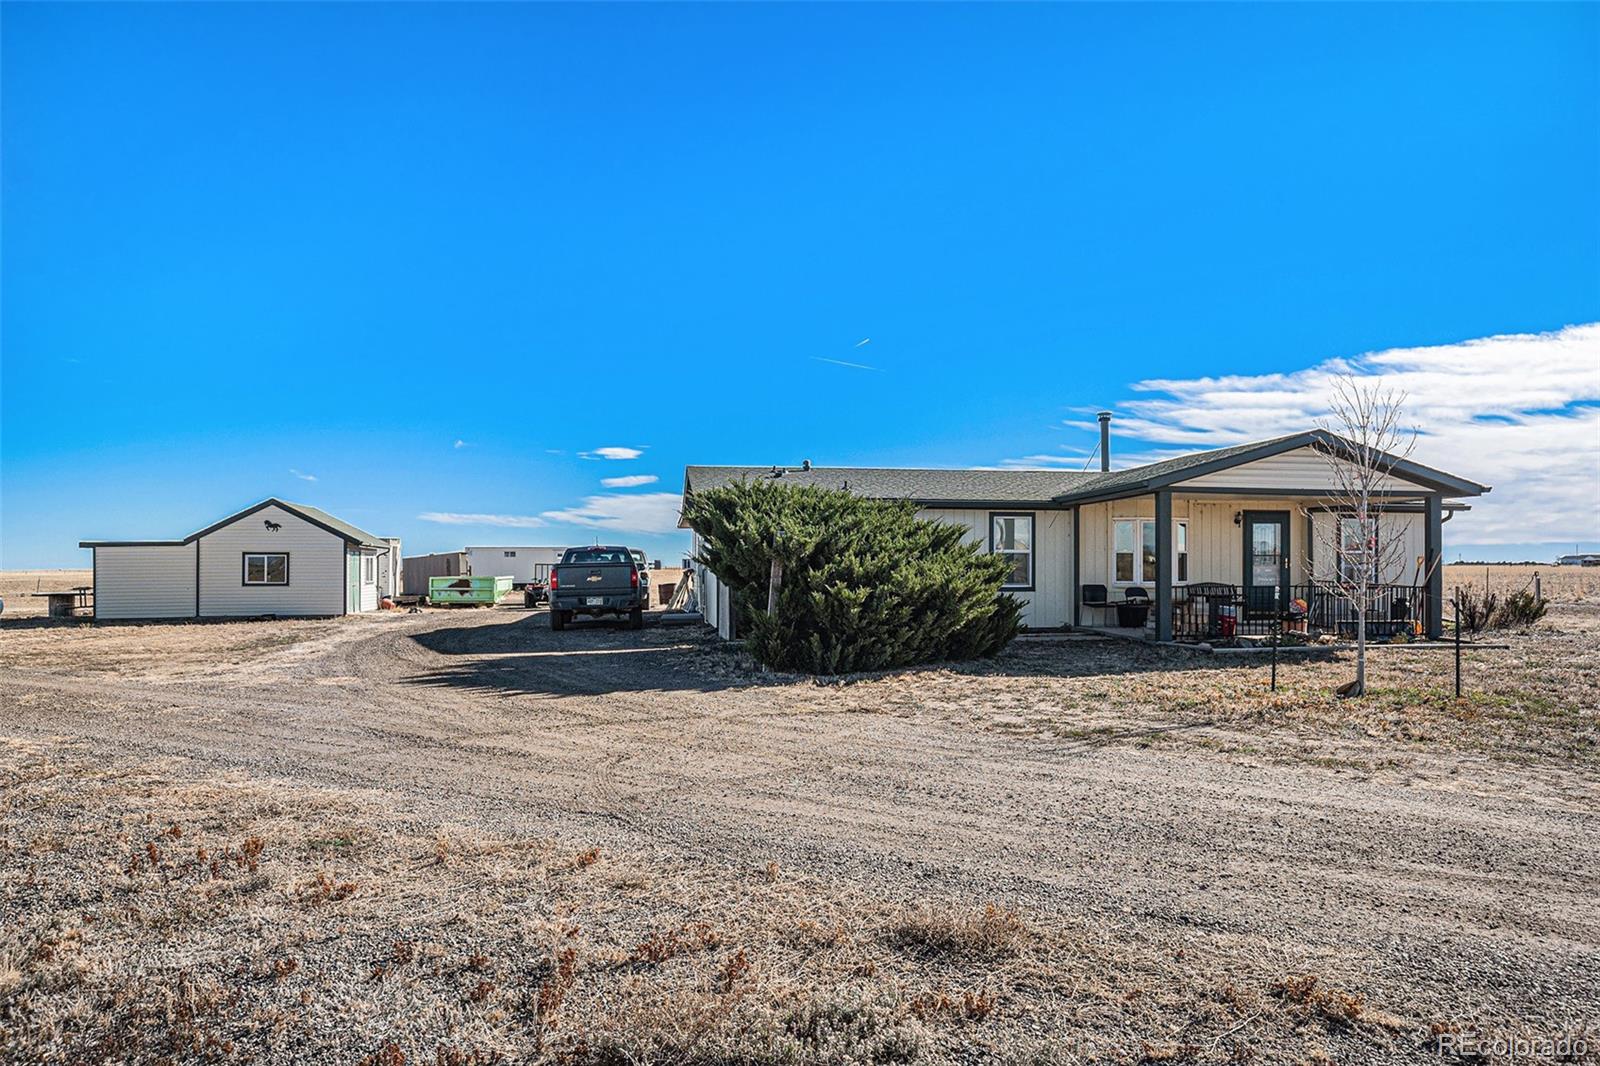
[1080,584,1112,625]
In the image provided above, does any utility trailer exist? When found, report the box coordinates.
[427,575,514,606]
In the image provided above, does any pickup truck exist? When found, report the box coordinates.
[547,546,645,630]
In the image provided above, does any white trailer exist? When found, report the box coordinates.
[465,546,566,585]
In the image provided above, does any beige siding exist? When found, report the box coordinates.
[916,508,1073,629]
[198,504,345,617]
[94,544,196,619]
[1177,446,1431,493]
[1079,496,1312,590]
[1309,511,1426,584]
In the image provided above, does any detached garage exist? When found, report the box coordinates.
[82,499,400,620]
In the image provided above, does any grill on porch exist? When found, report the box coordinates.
[1169,582,1425,642]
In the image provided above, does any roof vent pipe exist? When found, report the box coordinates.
[1097,411,1112,472]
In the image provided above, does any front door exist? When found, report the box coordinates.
[347,552,360,614]
[1242,511,1290,620]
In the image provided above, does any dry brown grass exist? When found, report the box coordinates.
[1444,562,1600,604]
[0,570,92,618]
[861,600,1600,774]
[0,736,1437,1064]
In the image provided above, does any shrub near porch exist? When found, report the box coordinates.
[683,481,1022,674]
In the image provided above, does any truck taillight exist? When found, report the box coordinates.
[630,568,639,588]
[548,570,558,589]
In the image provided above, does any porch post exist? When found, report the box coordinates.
[1154,490,1173,642]
[1425,493,1444,640]
[1071,506,1081,628]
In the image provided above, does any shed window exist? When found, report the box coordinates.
[989,513,1034,590]
[243,553,289,586]
[504,550,517,558]
[363,555,375,582]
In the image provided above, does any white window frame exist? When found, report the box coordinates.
[1337,515,1378,584]
[363,554,375,583]
[1111,517,1188,586]
[988,512,1035,591]
[243,552,290,586]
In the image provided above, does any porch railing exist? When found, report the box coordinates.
[1169,583,1426,642]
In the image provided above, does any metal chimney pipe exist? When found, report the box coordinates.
[1097,411,1112,472]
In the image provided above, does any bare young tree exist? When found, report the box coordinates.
[1313,377,1421,697]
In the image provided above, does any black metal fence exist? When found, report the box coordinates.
[1169,583,1425,642]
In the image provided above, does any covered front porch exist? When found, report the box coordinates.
[1070,489,1449,644]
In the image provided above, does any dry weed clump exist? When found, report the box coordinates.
[885,902,1027,958]
[629,921,723,964]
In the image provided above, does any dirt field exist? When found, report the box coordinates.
[0,569,92,618]
[2,581,1597,1063]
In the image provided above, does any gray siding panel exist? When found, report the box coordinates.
[198,504,345,616]
[94,544,197,619]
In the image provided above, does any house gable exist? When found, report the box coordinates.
[1173,445,1437,494]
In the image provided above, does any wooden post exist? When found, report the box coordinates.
[1534,572,1541,603]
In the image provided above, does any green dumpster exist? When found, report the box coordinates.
[428,575,514,606]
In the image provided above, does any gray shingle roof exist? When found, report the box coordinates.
[682,430,1488,521]
[682,465,1099,506]
[276,501,387,547]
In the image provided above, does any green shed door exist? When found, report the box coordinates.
[347,552,360,614]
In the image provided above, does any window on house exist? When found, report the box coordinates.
[363,555,375,582]
[1338,516,1377,583]
[1112,518,1188,585]
[243,553,289,585]
[504,551,516,558]
[989,513,1034,589]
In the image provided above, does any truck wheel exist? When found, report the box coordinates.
[629,606,643,630]
[551,609,566,631]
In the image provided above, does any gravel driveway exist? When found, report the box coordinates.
[3,607,1596,1058]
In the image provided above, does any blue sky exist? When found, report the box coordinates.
[3,3,1597,568]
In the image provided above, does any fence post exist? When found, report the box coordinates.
[1453,587,1462,699]
[1270,615,1279,692]
[1534,571,1541,603]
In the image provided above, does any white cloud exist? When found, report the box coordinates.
[454,439,469,449]
[1057,324,1599,546]
[418,512,548,528]
[540,492,683,535]
[580,446,643,460]
[600,474,660,488]
[289,468,317,482]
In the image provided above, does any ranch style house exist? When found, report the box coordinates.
[680,422,1489,645]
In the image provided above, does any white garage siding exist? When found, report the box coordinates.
[94,544,197,620]
[917,508,1074,629]
[689,532,733,639]
[197,504,346,617]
